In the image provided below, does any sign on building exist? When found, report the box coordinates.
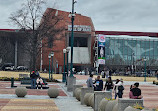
[68,25,91,32]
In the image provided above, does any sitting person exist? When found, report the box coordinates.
[36,77,44,89]
[94,76,103,91]
[30,71,37,89]
[129,82,142,99]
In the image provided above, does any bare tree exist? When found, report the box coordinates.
[9,0,65,71]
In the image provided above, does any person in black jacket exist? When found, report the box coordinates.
[130,82,142,99]
[104,77,113,92]
[94,76,103,91]
[30,71,37,89]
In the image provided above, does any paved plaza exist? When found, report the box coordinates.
[0,75,157,110]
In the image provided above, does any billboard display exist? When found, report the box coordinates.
[98,34,106,65]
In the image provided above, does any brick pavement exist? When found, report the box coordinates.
[74,75,158,109]
[0,75,157,110]
[0,81,66,111]
[0,99,59,111]
[0,81,67,96]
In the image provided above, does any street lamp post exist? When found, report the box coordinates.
[51,52,54,80]
[132,52,135,74]
[63,49,66,82]
[70,0,77,77]
[66,47,70,85]
[144,58,147,82]
[66,47,70,75]
[48,54,51,80]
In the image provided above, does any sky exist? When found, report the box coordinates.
[1,0,158,32]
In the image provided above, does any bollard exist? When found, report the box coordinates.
[11,77,14,87]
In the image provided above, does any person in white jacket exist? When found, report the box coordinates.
[113,78,124,98]
[36,77,44,89]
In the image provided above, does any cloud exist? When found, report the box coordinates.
[0,0,158,32]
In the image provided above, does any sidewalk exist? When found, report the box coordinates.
[0,75,157,110]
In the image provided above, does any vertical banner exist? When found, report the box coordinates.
[98,34,106,64]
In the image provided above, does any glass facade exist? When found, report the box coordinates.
[105,35,158,69]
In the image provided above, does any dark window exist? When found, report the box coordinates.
[69,37,88,47]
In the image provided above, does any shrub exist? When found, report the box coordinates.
[133,102,144,110]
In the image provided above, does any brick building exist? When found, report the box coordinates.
[39,8,95,73]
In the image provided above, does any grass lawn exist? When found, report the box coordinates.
[0,71,62,79]
[110,76,157,82]
[95,75,157,82]
[0,71,157,82]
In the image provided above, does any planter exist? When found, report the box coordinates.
[48,88,59,98]
[98,98,108,111]
[15,87,27,97]
[105,100,117,111]
[84,93,93,106]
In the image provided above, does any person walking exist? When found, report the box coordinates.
[113,79,120,99]
[104,77,113,92]
[86,74,94,88]
[114,78,124,98]
[30,71,37,89]
[94,76,103,91]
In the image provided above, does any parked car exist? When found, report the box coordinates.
[77,70,85,75]
[16,66,28,70]
[1,63,15,71]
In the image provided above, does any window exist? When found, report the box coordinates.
[69,37,88,47]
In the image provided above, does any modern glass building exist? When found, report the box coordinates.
[104,35,158,72]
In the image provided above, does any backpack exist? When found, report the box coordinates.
[118,85,124,91]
